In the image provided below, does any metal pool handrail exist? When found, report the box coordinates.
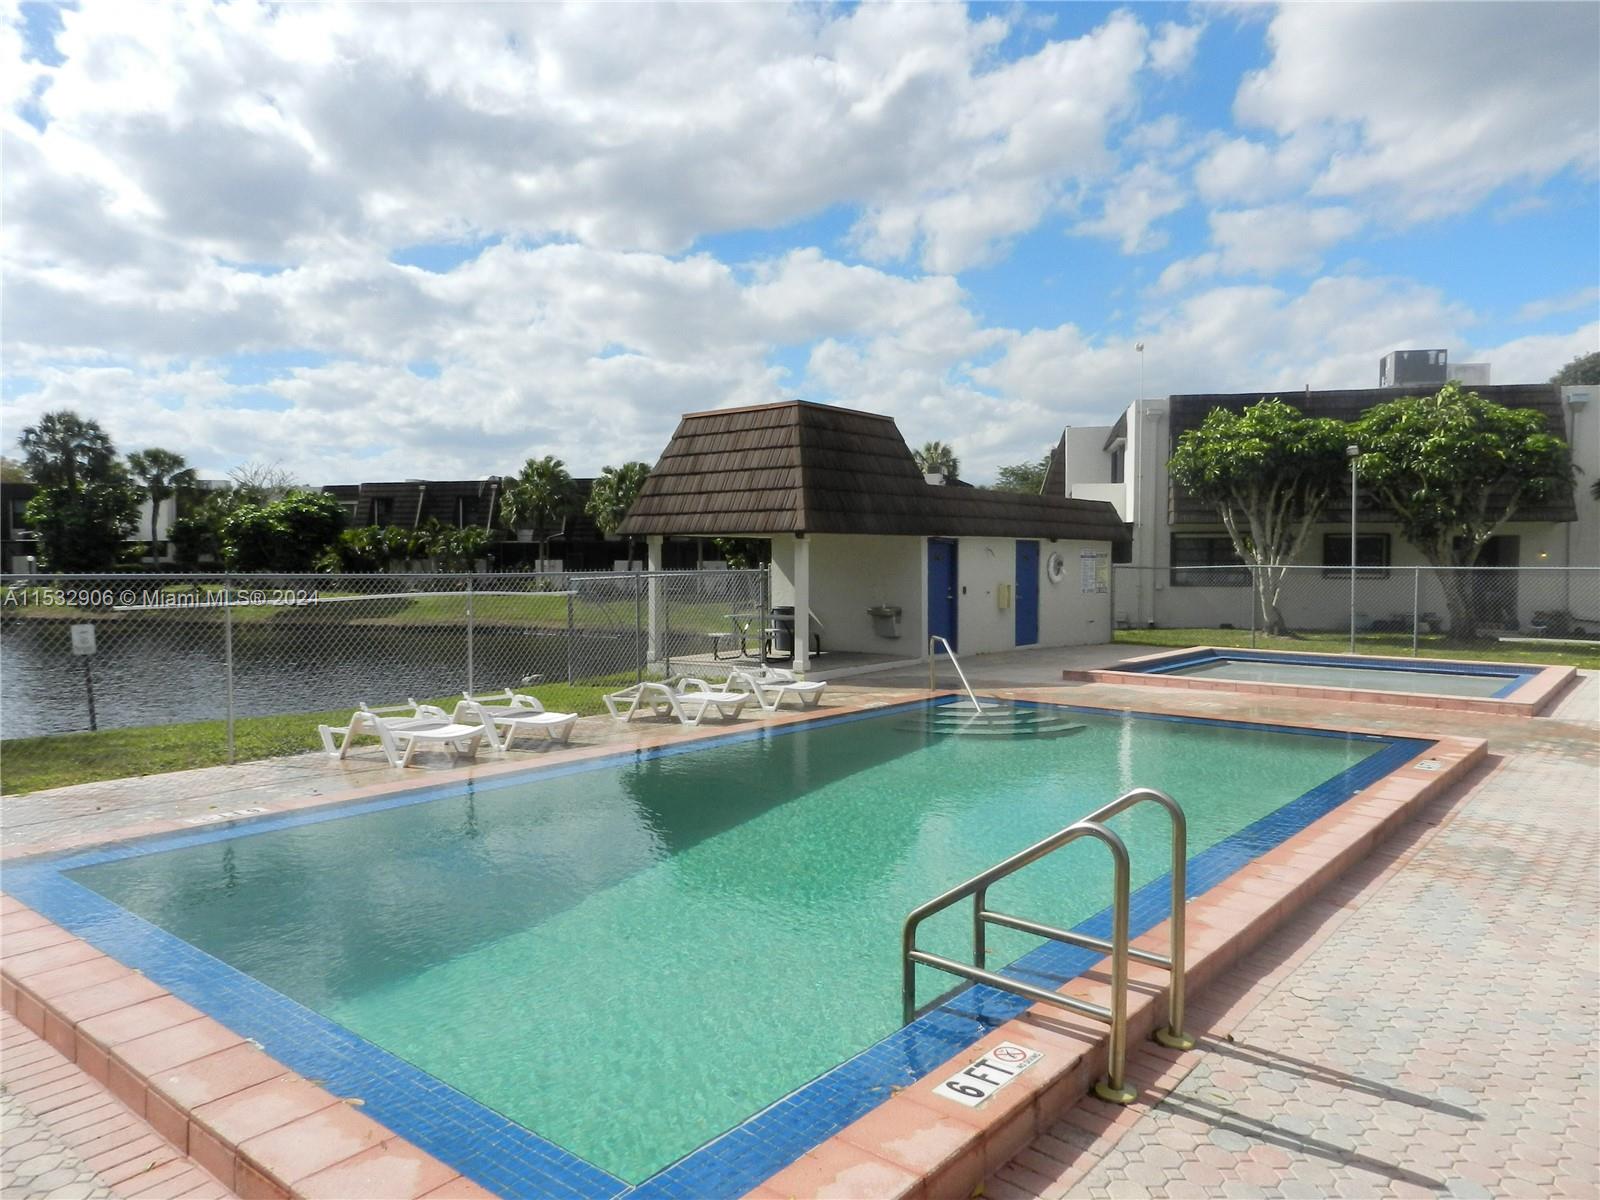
[900,787,1193,1105]
[901,817,1138,1104]
[1067,787,1191,1051]
[928,635,987,713]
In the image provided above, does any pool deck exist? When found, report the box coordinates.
[1,645,1595,1199]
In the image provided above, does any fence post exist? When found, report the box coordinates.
[1411,568,1421,657]
[466,575,475,694]
[635,574,644,685]
[1250,568,1258,649]
[566,589,575,685]
[223,574,236,764]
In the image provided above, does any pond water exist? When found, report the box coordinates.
[0,620,641,738]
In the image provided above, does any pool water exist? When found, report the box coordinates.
[68,703,1387,1184]
[1155,653,1524,698]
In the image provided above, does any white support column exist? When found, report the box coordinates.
[646,535,664,664]
[793,534,811,673]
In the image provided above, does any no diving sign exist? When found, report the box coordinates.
[934,1041,1042,1107]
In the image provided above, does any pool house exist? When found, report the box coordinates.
[616,399,1129,672]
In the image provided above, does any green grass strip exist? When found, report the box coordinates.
[0,681,625,797]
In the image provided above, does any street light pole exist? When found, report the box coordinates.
[1347,444,1360,654]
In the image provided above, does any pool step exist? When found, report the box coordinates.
[899,705,1085,738]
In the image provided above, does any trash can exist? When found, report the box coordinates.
[769,605,795,656]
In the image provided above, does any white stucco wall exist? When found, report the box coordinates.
[954,537,1111,654]
[771,532,1116,657]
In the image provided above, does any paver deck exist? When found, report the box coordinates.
[0,1009,234,1199]
[985,683,1598,1199]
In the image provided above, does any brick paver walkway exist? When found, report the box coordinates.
[0,1011,233,1199]
[990,737,1600,1199]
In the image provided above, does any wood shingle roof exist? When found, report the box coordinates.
[617,400,1128,544]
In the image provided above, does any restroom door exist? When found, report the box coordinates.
[1015,540,1040,646]
[928,539,958,651]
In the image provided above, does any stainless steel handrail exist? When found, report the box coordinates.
[902,818,1138,1105]
[927,635,988,713]
[1056,787,1191,1050]
[900,787,1194,1105]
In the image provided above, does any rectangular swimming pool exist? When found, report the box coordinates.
[1141,649,1533,697]
[1077,647,1573,716]
[8,699,1428,1198]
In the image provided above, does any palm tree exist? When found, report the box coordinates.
[914,440,960,479]
[585,462,650,569]
[19,411,119,491]
[127,448,197,561]
[501,455,576,570]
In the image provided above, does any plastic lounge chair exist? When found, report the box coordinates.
[603,678,749,727]
[449,690,579,752]
[730,666,827,713]
[317,703,486,768]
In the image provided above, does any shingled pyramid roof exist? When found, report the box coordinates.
[617,400,1128,544]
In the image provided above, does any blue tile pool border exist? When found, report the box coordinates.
[2,698,1434,1200]
[1123,646,1536,699]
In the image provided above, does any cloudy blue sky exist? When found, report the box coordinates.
[3,1,1596,485]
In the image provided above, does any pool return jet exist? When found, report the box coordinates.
[901,786,1191,1104]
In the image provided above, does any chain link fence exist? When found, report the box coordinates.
[1111,564,1600,657]
[0,570,767,747]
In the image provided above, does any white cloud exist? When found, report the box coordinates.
[1512,287,1600,325]
[1074,162,1187,253]
[1235,2,1600,220]
[1148,22,1203,77]
[1152,204,1363,292]
[1467,323,1600,386]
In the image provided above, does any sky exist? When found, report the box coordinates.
[2,1,1597,487]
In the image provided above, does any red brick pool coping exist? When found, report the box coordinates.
[1064,646,1574,718]
[0,693,1485,1200]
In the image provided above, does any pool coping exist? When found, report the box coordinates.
[1064,645,1574,718]
[0,695,1486,1200]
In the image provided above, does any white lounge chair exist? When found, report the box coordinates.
[317,703,486,768]
[603,677,750,727]
[729,666,827,713]
[448,690,579,753]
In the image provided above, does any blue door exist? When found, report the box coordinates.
[928,539,958,651]
[1015,540,1040,646]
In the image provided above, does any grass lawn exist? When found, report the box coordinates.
[0,681,623,796]
[1113,628,1600,670]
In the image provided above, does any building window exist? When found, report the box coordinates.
[455,496,474,528]
[1170,535,1248,587]
[1109,447,1124,484]
[1322,533,1391,578]
[369,498,392,526]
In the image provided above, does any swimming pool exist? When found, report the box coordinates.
[1076,648,1572,716]
[7,699,1427,1197]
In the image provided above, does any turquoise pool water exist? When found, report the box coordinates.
[68,704,1384,1184]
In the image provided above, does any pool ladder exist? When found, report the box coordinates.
[901,788,1192,1105]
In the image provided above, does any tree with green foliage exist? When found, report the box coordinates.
[127,448,197,561]
[0,456,29,482]
[585,461,650,568]
[991,454,1050,494]
[219,490,346,572]
[913,440,960,478]
[1168,398,1349,635]
[1355,383,1574,638]
[17,411,140,571]
[501,455,575,569]
[1550,350,1600,386]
